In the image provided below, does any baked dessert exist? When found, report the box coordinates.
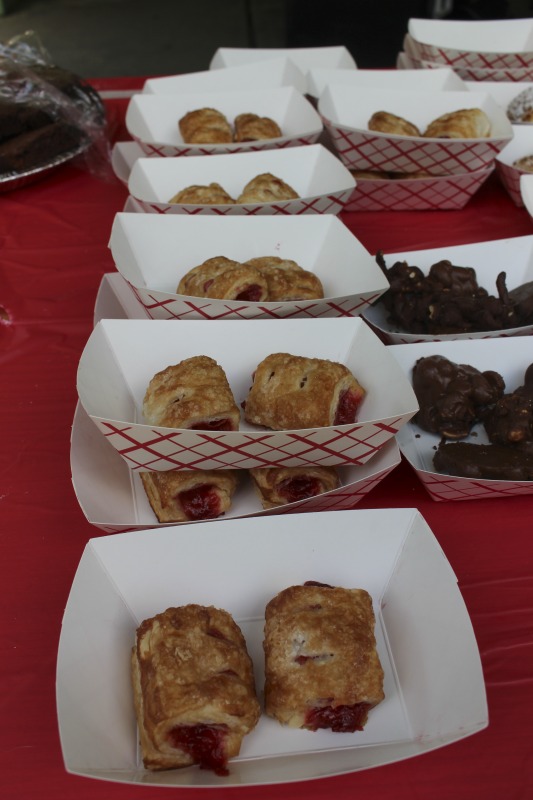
[234,113,282,142]
[434,440,533,480]
[424,108,491,139]
[140,469,239,522]
[179,107,233,144]
[412,354,505,439]
[236,172,299,204]
[249,465,340,508]
[512,155,533,173]
[131,604,261,773]
[263,581,384,731]
[0,121,83,173]
[368,111,420,137]
[483,363,533,448]
[243,353,366,430]
[243,256,324,301]
[507,88,533,123]
[168,183,235,205]
[143,355,240,430]
[177,256,269,302]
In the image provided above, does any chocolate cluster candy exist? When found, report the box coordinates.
[376,252,533,335]
[412,355,505,439]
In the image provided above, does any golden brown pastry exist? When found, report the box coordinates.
[131,604,261,773]
[143,355,240,430]
[424,108,491,139]
[168,183,235,205]
[263,581,384,731]
[513,154,533,173]
[368,111,420,137]
[236,172,299,204]
[140,469,239,522]
[506,88,533,123]
[179,107,233,144]
[177,256,269,302]
[244,256,324,302]
[243,352,366,430]
[234,113,282,142]
[249,465,339,508]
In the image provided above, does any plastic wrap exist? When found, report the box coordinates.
[0,31,113,188]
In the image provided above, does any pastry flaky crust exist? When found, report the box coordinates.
[168,183,235,205]
[143,355,240,430]
[368,111,421,137]
[249,465,339,509]
[244,256,324,302]
[131,605,261,771]
[179,107,233,144]
[263,583,385,730]
[140,469,239,522]
[424,108,491,139]
[234,113,282,142]
[236,172,299,204]
[243,353,366,430]
[177,256,269,301]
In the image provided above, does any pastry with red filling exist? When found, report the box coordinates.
[243,256,324,302]
[236,172,299,204]
[143,355,240,431]
[140,469,238,522]
[179,107,233,144]
[177,256,269,302]
[249,465,339,508]
[131,604,261,773]
[234,113,282,142]
[263,581,384,732]
[243,352,365,430]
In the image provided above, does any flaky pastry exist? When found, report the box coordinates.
[368,111,420,137]
[249,465,339,508]
[513,154,533,173]
[244,256,324,301]
[424,108,491,139]
[168,183,235,205]
[179,107,233,144]
[236,172,299,204]
[140,469,238,522]
[234,113,282,142]
[177,256,269,302]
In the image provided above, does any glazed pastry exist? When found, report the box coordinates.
[168,183,235,205]
[512,155,533,173]
[140,469,239,522]
[243,352,366,430]
[244,256,324,301]
[263,581,385,731]
[236,172,299,204]
[177,256,269,302]
[506,88,533,123]
[234,113,282,142]
[249,465,339,508]
[179,107,233,144]
[424,108,491,139]
[368,111,420,137]
[131,604,261,773]
[143,355,240,431]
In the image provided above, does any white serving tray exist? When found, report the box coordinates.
[56,507,487,786]
[108,212,389,320]
[306,66,465,100]
[496,125,533,206]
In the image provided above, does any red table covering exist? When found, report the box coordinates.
[1,77,532,800]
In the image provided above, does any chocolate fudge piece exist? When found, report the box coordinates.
[434,441,533,481]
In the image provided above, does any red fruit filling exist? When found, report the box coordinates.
[278,476,322,503]
[178,485,221,520]
[190,418,234,431]
[235,284,263,302]
[334,387,364,426]
[167,724,229,775]
[305,702,372,732]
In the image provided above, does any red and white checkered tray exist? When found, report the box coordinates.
[306,65,465,102]
[76,318,418,472]
[125,86,323,157]
[318,86,512,175]
[363,234,533,343]
[344,165,493,211]
[390,338,533,502]
[127,144,355,215]
[496,124,533,206]
[108,212,389,320]
[71,402,401,534]
[407,18,533,70]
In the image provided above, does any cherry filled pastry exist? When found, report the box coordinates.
[140,469,239,522]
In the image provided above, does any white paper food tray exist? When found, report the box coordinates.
[108,213,389,320]
[344,165,493,212]
[496,125,533,206]
[71,402,401,533]
[465,80,533,116]
[127,144,355,215]
[408,17,533,69]
[76,317,418,471]
[521,173,533,217]
[56,507,487,787]
[318,86,513,175]
[363,234,533,343]
[142,57,307,95]
[389,338,533,501]
[125,87,323,157]
[306,66,465,100]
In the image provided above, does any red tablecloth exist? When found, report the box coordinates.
[1,77,532,800]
